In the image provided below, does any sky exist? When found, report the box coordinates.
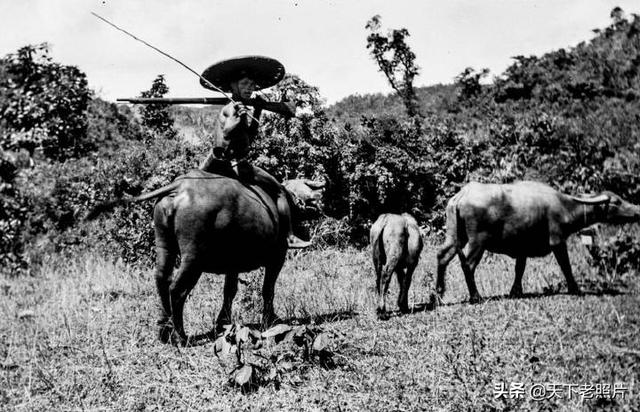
[1,0,638,105]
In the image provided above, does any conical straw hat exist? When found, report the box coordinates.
[200,55,285,92]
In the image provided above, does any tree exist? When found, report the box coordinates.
[0,150,28,273]
[139,74,176,139]
[365,15,421,117]
[0,43,91,160]
[455,67,490,102]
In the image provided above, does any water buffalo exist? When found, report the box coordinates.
[88,170,321,345]
[436,181,640,303]
[370,213,423,315]
[283,178,325,210]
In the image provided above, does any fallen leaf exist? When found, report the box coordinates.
[292,326,309,346]
[213,336,225,355]
[236,327,250,344]
[312,333,330,352]
[267,366,278,381]
[213,336,235,357]
[262,324,292,339]
[233,365,253,386]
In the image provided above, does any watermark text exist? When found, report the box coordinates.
[493,382,630,401]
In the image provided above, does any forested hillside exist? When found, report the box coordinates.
[1,10,639,273]
[170,105,219,144]
[326,84,456,126]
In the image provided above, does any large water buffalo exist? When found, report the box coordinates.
[88,169,323,345]
[370,213,423,315]
[436,181,640,303]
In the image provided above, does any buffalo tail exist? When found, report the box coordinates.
[84,180,181,221]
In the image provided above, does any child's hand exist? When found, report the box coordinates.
[234,102,248,117]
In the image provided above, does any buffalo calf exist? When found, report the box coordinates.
[370,213,423,315]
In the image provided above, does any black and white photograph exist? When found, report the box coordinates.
[1,0,639,410]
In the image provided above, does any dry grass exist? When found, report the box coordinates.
[1,238,638,411]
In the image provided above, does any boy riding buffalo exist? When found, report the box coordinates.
[199,56,311,248]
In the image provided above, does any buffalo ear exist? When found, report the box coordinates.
[285,188,305,209]
[570,194,610,204]
[303,179,325,190]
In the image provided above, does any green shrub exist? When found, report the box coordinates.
[0,43,91,160]
[19,135,203,266]
[586,226,640,281]
[0,154,28,274]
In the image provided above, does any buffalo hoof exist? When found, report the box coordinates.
[469,294,484,304]
[398,305,411,314]
[158,323,174,344]
[172,333,190,347]
[376,312,391,321]
[430,293,442,308]
[376,307,391,320]
[568,287,583,296]
[509,289,524,299]
[159,324,190,346]
[159,328,190,346]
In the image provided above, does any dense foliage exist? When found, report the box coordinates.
[274,10,640,245]
[0,44,89,272]
[0,43,91,159]
[0,64,197,271]
[139,74,178,140]
[20,75,198,266]
[0,151,28,271]
[1,9,639,272]
[340,11,640,220]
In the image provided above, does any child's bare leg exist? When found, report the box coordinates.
[250,164,311,248]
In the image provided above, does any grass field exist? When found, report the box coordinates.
[1,237,638,411]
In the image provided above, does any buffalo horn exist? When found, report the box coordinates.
[571,194,610,204]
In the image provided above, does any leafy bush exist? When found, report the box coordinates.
[16,133,203,267]
[251,74,349,219]
[0,43,91,160]
[85,97,144,154]
[212,323,336,393]
[338,117,433,242]
[252,76,439,243]
[0,152,28,274]
[0,60,197,270]
[586,226,640,281]
[138,74,177,140]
